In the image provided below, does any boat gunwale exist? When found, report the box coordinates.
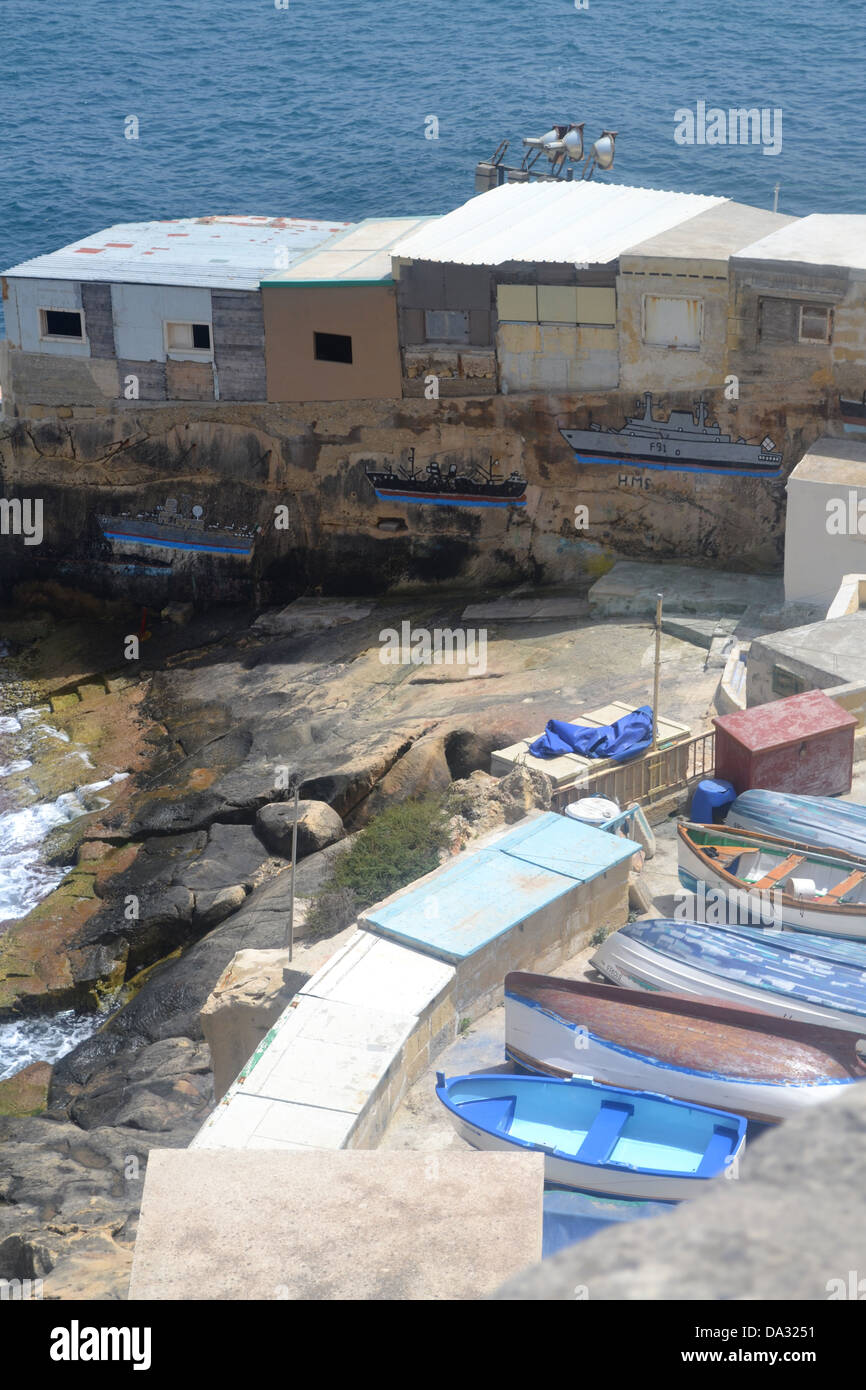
[435,1071,746,1181]
[678,821,866,916]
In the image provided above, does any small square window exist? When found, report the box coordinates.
[799,305,832,345]
[165,322,212,353]
[314,331,352,364]
[40,308,84,340]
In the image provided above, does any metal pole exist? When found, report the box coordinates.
[651,593,663,751]
[287,777,299,963]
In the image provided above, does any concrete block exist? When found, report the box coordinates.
[200,948,298,1102]
[129,1149,543,1300]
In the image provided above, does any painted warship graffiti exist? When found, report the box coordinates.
[560,393,784,478]
[365,449,527,507]
[840,391,866,435]
[96,495,260,559]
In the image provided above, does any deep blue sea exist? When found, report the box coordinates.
[1,0,864,310]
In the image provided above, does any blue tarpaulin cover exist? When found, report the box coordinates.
[528,705,654,762]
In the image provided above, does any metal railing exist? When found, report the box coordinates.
[552,729,716,814]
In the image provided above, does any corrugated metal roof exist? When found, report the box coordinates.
[262,216,438,287]
[733,214,866,272]
[2,215,353,290]
[392,181,727,268]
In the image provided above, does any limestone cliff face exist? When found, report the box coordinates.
[0,388,823,603]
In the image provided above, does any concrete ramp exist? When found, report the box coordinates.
[129,1149,543,1300]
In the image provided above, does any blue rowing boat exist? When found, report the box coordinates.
[435,1071,746,1201]
[727,789,866,859]
[591,919,866,1032]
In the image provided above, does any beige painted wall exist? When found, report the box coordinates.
[263,284,402,402]
[617,260,731,392]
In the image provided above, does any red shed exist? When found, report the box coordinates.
[713,690,856,797]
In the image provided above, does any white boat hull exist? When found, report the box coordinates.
[678,838,866,940]
[505,995,852,1123]
[452,1112,732,1201]
[591,932,866,1034]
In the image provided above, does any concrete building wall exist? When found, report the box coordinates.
[617,261,730,392]
[263,285,403,403]
[784,472,866,604]
[111,283,213,363]
[829,273,866,399]
[5,277,90,357]
[728,260,846,394]
[213,290,266,401]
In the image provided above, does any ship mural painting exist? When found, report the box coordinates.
[560,393,784,478]
[364,449,527,507]
[840,391,866,436]
[97,496,260,559]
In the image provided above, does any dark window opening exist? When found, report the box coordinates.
[192,323,211,350]
[42,309,83,339]
[314,331,353,364]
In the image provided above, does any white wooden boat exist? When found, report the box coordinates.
[678,821,866,939]
[505,972,863,1123]
[435,1070,746,1201]
[590,920,866,1033]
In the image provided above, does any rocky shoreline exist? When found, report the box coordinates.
[0,586,717,1297]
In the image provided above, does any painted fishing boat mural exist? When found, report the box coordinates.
[840,392,866,435]
[364,449,527,507]
[560,393,784,477]
[590,920,866,1032]
[727,788,866,860]
[678,822,866,939]
[435,1071,746,1200]
[97,496,259,558]
[504,973,864,1123]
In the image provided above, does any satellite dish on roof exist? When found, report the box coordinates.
[192,504,204,518]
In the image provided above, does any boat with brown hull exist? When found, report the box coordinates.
[505,972,865,1123]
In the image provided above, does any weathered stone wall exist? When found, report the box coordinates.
[0,386,829,604]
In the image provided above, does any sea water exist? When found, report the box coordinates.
[0,0,863,330]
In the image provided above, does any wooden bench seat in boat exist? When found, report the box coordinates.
[575,1099,634,1164]
[752,853,806,890]
[822,870,866,903]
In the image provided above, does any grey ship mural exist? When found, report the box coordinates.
[96,496,259,559]
[560,393,784,478]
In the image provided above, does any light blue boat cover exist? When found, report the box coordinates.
[728,789,866,859]
[620,919,866,1019]
[529,705,654,762]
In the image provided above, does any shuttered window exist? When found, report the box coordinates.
[642,295,702,349]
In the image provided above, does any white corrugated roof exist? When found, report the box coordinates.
[733,215,866,272]
[392,181,727,267]
[2,215,353,290]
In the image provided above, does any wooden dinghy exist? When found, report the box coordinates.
[678,822,866,939]
[505,973,864,1123]
[727,788,866,859]
[591,919,866,1033]
[435,1070,746,1201]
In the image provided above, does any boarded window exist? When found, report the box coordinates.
[40,308,84,340]
[537,286,579,323]
[642,295,702,349]
[166,321,212,353]
[758,298,799,344]
[314,331,353,364]
[425,310,469,342]
[497,285,538,322]
[799,304,832,344]
[576,287,616,326]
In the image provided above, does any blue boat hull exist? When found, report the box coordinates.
[435,1070,746,1201]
